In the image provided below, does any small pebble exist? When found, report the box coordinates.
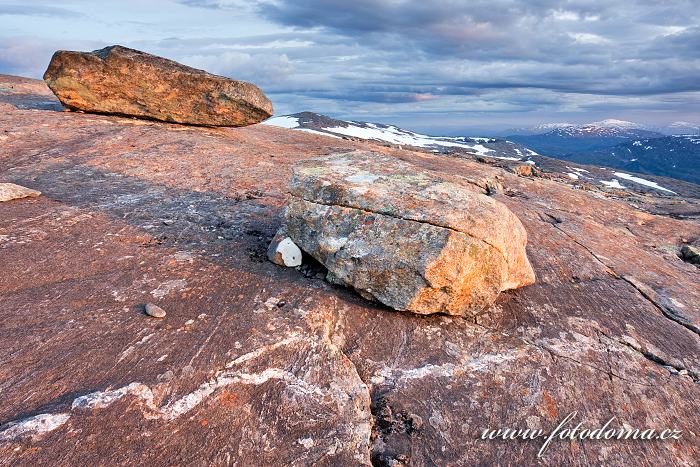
[678,369,688,376]
[145,303,167,318]
[267,235,302,267]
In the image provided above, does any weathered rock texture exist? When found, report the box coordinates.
[280,152,535,315]
[43,45,273,126]
[680,244,700,265]
[0,183,41,202]
[1,76,699,466]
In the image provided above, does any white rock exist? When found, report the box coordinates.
[0,413,70,441]
[267,235,302,267]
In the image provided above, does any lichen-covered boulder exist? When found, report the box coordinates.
[43,45,273,127]
[279,151,536,315]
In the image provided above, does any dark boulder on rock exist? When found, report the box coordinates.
[43,45,273,126]
[681,244,700,265]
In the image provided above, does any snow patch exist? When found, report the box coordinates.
[601,179,626,189]
[613,172,676,194]
[320,123,502,156]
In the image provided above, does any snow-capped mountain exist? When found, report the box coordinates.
[507,119,700,137]
[657,122,700,135]
[505,122,576,135]
[561,135,700,185]
[505,120,664,156]
[263,112,538,161]
[586,119,647,129]
[263,112,700,196]
[505,119,650,135]
[507,119,659,137]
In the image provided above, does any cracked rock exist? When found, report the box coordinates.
[278,151,535,316]
[43,45,273,127]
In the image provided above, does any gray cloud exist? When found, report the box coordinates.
[0,4,84,18]
[1,0,698,130]
[243,0,700,126]
[0,37,101,77]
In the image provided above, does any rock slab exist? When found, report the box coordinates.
[43,45,273,127]
[280,151,535,315]
[1,77,699,465]
[0,183,41,202]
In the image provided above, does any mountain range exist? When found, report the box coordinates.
[263,112,699,197]
[501,119,698,185]
[504,120,666,155]
[504,119,700,136]
[264,111,538,160]
[562,135,700,185]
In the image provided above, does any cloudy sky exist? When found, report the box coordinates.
[1,0,698,133]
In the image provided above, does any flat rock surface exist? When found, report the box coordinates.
[43,45,273,127]
[0,183,41,202]
[1,75,699,465]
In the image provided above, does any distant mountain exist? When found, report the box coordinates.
[505,119,665,155]
[263,112,538,161]
[657,122,700,135]
[504,119,647,136]
[561,135,700,185]
[504,122,576,136]
[505,119,700,137]
[262,112,697,196]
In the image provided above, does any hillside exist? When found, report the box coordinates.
[563,136,700,186]
[264,111,538,160]
[505,124,665,154]
[1,75,699,465]
[264,111,700,198]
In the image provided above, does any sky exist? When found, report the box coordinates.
[0,0,698,134]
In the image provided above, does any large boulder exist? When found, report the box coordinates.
[279,151,535,315]
[43,45,273,126]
